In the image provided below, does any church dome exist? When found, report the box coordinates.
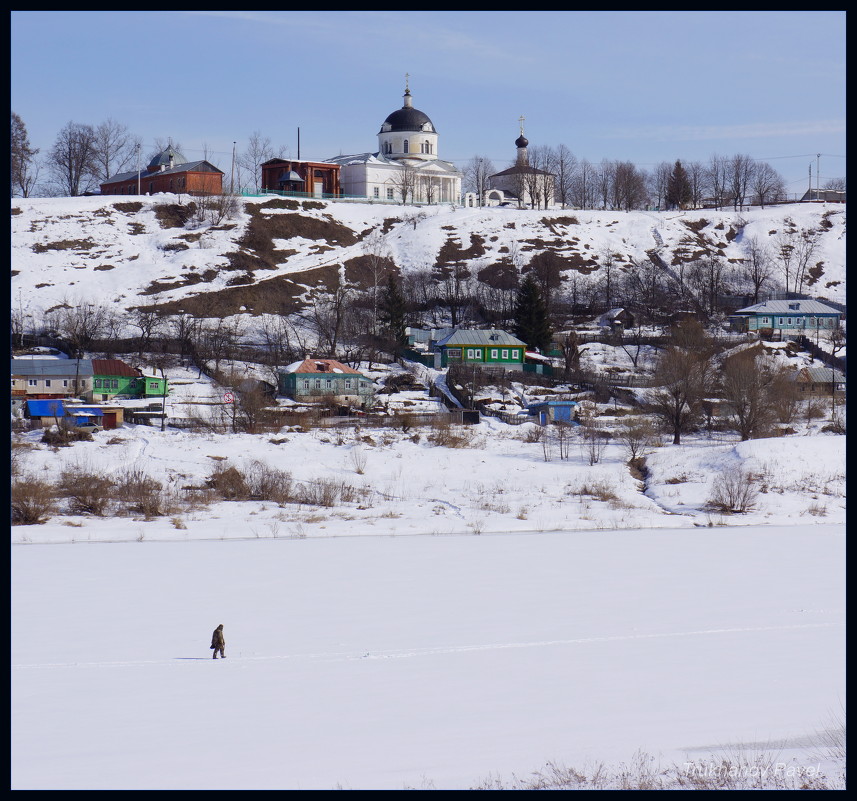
[515,135,529,148]
[379,90,436,133]
[148,146,186,170]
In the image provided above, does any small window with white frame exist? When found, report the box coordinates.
[387,188,394,200]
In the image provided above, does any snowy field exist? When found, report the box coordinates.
[11,523,844,790]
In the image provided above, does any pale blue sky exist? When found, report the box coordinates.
[11,11,846,196]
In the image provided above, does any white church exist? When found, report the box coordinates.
[324,81,462,205]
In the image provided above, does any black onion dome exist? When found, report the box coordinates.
[515,135,529,148]
[380,106,436,133]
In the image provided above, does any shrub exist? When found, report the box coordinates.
[245,460,293,504]
[206,463,250,501]
[115,465,168,517]
[12,476,57,525]
[59,465,114,516]
[706,468,758,513]
[427,419,473,448]
[41,425,94,447]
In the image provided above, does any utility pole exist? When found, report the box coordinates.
[136,143,141,195]
[297,127,300,161]
[816,153,821,200]
[230,141,236,193]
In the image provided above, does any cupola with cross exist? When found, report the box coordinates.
[377,75,439,162]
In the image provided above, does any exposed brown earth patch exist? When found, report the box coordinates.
[112,202,143,214]
[32,238,97,253]
[437,233,486,264]
[154,203,197,228]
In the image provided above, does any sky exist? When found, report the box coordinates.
[11,11,846,198]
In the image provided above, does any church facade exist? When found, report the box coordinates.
[464,121,555,209]
[324,84,462,204]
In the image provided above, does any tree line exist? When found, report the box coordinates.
[463,147,845,211]
[10,112,289,198]
[13,112,845,205]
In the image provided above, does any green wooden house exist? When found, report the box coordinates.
[435,329,527,369]
[278,358,374,406]
[90,359,166,402]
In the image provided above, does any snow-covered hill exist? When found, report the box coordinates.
[11,196,846,327]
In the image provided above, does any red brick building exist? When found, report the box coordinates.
[260,158,341,198]
[100,146,224,196]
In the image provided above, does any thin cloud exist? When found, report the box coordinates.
[608,120,847,142]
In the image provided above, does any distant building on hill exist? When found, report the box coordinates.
[100,146,224,196]
[478,118,555,209]
[260,159,341,198]
[322,80,462,204]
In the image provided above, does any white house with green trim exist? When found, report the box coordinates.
[728,299,841,337]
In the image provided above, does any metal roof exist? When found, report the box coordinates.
[282,358,364,375]
[91,359,139,377]
[734,300,842,315]
[11,359,93,377]
[799,367,846,383]
[26,399,67,416]
[436,329,527,348]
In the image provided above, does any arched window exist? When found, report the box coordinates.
[403,139,409,153]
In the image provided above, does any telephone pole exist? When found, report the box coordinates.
[136,143,141,195]
[230,141,236,193]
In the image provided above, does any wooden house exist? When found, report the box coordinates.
[435,329,526,369]
[728,300,841,338]
[278,358,374,406]
[260,159,341,198]
[794,366,846,395]
[100,146,224,196]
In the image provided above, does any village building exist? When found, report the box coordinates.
[11,358,166,405]
[728,299,841,337]
[434,329,527,369]
[278,358,374,406]
[323,81,462,204]
[260,159,341,198]
[100,146,224,196]
[467,118,555,209]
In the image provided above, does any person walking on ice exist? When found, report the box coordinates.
[210,624,225,659]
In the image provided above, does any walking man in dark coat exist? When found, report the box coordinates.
[210,624,225,659]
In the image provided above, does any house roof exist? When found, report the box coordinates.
[282,358,364,375]
[11,359,93,377]
[102,160,223,185]
[798,366,845,383]
[734,300,841,315]
[489,165,555,178]
[436,329,527,348]
[91,359,140,377]
[26,399,67,416]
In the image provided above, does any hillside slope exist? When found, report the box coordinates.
[11,195,846,327]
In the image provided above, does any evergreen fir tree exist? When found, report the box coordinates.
[666,160,691,210]
[379,273,407,356]
[513,276,552,352]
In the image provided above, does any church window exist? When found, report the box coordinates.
[403,139,409,153]
[387,188,394,200]
[373,187,380,199]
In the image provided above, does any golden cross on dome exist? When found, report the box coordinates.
[519,115,525,136]
[405,72,410,92]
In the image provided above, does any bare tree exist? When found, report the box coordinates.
[92,118,141,183]
[706,153,729,210]
[727,153,755,210]
[48,121,98,196]
[391,162,418,204]
[647,323,714,444]
[741,236,776,304]
[792,227,823,295]
[127,306,164,358]
[553,144,577,209]
[686,160,707,210]
[363,228,394,336]
[570,158,596,210]
[11,112,39,197]
[750,161,785,208]
[463,155,495,205]
[238,131,276,193]
[774,223,798,294]
[47,298,114,355]
[720,353,792,440]
[650,162,672,211]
